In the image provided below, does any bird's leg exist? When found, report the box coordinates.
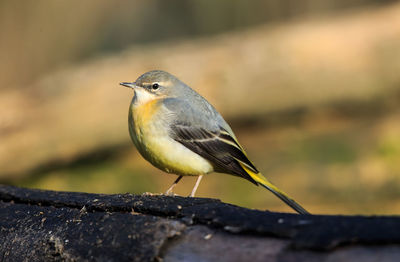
[165,175,183,195]
[189,175,203,197]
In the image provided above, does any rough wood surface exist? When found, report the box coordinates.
[1,185,400,261]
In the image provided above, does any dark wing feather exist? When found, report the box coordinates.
[171,124,259,184]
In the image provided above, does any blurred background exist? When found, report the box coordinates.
[1,0,400,215]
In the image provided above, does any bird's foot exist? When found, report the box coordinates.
[164,190,178,196]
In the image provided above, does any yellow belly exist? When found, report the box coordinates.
[129,99,213,176]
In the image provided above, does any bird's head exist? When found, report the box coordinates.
[120,70,186,105]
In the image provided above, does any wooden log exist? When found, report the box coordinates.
[1,185,400,261]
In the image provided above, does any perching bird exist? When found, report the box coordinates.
[120,70,309,214]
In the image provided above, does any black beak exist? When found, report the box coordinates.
[119,82,136,89]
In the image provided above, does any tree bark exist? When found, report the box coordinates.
[1,185,400,261]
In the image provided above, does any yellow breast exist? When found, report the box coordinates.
[128,98,213,176]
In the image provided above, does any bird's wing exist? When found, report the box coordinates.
[162,98,259,183]
[162,97,310,214]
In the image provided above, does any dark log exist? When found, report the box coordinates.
[1,184,400,261]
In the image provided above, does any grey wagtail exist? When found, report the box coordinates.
[120,70,309,214]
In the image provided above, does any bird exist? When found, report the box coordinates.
[120,70,309,214]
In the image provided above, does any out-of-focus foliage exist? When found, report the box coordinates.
[1,1,400,215]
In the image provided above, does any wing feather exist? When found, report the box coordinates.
[162,97,259,184]
[172,124,259,184]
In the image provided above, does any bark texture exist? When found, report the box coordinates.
[1,185,400,261]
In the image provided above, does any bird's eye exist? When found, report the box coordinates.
[151,83,159,90]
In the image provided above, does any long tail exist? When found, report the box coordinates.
[240,163,310,214]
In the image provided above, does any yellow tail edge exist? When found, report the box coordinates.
[239,163,310,215]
